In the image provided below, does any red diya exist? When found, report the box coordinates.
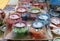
[4,14,21,29]
[32,2,40,8]
[50,17,60,28]
[16,6,27,14]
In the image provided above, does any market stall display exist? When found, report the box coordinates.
[1,0,60,41]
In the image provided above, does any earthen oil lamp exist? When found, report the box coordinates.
[32,2,40,8]
[16,6,27,14]
[38,0,46,2]
[16,6,28,20]
[4,14,21,30]
[12,20,28,37]
[0,9,5,26]
[37,14,50,25]
[29,7,40,14]
[50,17,60,28]
[29,20,46,39]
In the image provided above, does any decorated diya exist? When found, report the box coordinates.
[37,14,50,25]
[32,2,40,8]
[16,6,27,13]
[4,14,21,29]
[22,3,31,9]
[53,37,60,41]
[52,28,60,35]
[50,17,60,27]
[49,10,60,17]
[38,0,46,2]
[12,20,28,37]
[0,9,5,26]
[29,8,40,14]
[29,20,46,39]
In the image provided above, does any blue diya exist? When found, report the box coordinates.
[49,9,60,17]
[37,14,50,24]
[32,20,44,29]
[22,3,31,9]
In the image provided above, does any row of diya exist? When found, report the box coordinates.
[0,6,60,39]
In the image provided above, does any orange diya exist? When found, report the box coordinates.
[29,20,46,39]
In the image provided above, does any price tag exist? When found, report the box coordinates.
[0,0,9,9]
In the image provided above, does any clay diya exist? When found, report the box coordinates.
[0,9,5,26]
[52,28,60,35]
[37,14,50,25]
[4,14,21,29]
[50,17,60,27]
[16,6,28,20]
[49,10,60,17]
[16,6,27,14]
[29,20,46,39]
[38,0,46,2]
[32,2,40,8]
[53,37,60,41]
[22,3,31,9]
[12,20,28,37]
[29,7,40,14]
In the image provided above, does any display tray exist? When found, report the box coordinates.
[4,22,53,40]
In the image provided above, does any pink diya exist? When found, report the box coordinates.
[16,6,28,14]
[4,14,21,29]
[50,17,60,27]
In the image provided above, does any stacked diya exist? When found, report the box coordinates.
[0,9,5,26]
[12,20,28,37]
[49,17,60,30]
[16,6,28,21]
[28,8,40,20]
[4,13,21,30]
[29,20,46,39]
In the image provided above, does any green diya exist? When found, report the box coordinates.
[12,20,28,37]
[29,8,40,14]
